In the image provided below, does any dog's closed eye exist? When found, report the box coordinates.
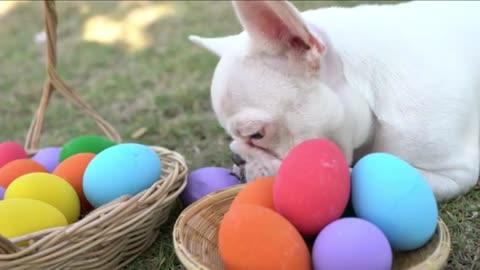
[228,110,272,142]
[249,131,264,140]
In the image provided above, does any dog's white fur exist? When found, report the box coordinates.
[189,0,480,202]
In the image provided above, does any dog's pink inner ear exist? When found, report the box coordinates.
[251,4,286,40]
[289,36,311,51]
[236,2,292,45]
[233,1,324,56]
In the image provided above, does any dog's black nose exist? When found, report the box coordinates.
[232,152,246,167]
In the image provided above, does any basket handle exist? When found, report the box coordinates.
[24,0,122,153]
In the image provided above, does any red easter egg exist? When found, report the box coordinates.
[273,139,350,236]
[0,141,28,169]
[218,204,311,270]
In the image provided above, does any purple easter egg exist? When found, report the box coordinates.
[31,147,62,173]
[180,167,241,207]
[312,217,392,270]
[0,186,5,200]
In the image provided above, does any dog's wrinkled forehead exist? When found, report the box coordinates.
[211,51,299,128]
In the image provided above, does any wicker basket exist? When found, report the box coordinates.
[173,184,452,270]
[0,1,188,269]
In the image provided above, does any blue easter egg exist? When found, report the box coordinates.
[83,143,161,208]
[351,153,438,251]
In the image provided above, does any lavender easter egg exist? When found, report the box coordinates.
[180,167,241,207]
[312,217,392,270]
[32,147,62,173]
[0,187,4,200]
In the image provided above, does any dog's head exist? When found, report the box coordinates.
[189,1,349,181]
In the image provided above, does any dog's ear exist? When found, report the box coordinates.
[188,35,240,57]
[232,0,325,69]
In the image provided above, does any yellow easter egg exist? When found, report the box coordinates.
[5,172,80,224]
[0,198,68,243]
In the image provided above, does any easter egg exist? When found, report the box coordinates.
[5,172,80,224]
[53,153,95,212]
[0,141,28,169]
[230,176,275,211]
[31,147,62,172]
[83,143,161,208]
[0,198,67,241]
[0,186,4,200]
[59,135,116,162]
[273,139,350,236]
[0,159,48,188]
[312,217,392,270]
[218,204,311,270]
[351,153,438,251]
[180,167,241,207]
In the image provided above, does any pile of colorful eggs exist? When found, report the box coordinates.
[0,136,162,243]
[181,138,439,270]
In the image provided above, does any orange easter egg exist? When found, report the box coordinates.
[230,176,275,211]
[218,204,311,270]
[0,159,48,188]
[53,153,95,212]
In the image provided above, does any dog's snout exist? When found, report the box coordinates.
[232,152,246,166]
[231,152,246,182]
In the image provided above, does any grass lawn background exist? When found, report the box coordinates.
[0,1,478,269]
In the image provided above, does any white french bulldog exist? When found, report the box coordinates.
[189,0,480,202]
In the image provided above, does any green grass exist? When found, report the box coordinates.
[0,1,478,269]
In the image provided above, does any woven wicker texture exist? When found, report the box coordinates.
[173,184,451,270]
[0,1,188,269]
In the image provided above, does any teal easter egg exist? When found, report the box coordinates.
[351,153,438,251]
[59,135,116,162]
[83,143,161,208]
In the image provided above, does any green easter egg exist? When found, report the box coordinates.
[59,136,116,162]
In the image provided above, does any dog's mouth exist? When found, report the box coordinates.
[231,152,247,182]
[230,146,283,182]
[231,163,246,182]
